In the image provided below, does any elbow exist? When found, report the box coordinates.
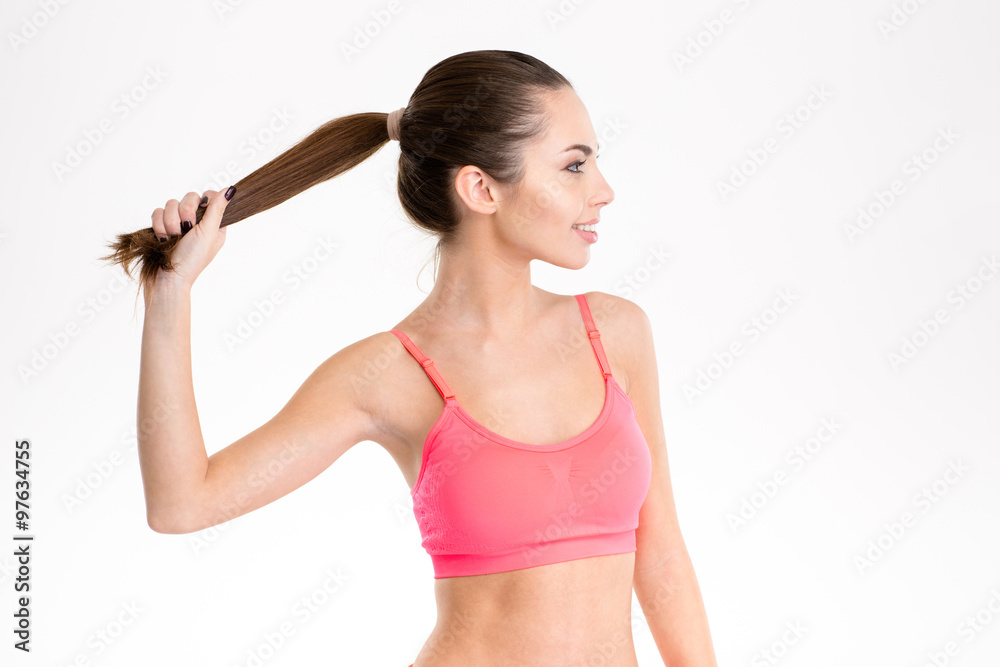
[146,509,199,535]
[145,489,211,534]
[147,513,183,534]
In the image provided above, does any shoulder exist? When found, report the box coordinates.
[309,330,415,439]
[578,291,655,392]
[314,330,410,389]
[579,290,649,329]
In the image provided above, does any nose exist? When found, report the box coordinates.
[589,165,615,209]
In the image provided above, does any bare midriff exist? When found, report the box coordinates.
[411,552,639,666]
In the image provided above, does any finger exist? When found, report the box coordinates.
[197,189,218,223]
[150,208,168,241]
[163,198,182,236]
[179,192,201,231]
[201,185,236,233]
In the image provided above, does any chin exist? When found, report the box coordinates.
[538,249,591,271]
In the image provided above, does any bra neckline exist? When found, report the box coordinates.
[445,374,619,452]
[409,376,633,495]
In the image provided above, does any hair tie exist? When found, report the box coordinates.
[386,107,405,141]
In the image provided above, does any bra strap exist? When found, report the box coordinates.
[574,294,613,379]
[388,329,456,400]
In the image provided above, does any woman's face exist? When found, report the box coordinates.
[491,86,616,269]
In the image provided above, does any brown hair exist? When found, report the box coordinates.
[100,50,573,293]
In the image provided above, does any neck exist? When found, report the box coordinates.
[420,240,541,341]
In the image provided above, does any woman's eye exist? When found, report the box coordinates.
[567,160,586,173]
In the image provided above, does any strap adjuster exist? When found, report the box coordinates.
[588,330,601,339]
[420,358,434,368]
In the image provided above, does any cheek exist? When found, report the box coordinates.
[533,178,579,220]
[545,188,582,225]
[507,175,580,235]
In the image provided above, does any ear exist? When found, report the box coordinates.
[453,165,501,215]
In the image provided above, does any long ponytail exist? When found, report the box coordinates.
[101,50,573,295]
[100,112,392,293]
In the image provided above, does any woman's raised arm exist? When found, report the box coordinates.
[136,188,384,534]
[140,310,386,534]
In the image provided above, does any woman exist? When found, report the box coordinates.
[104,50,717,666]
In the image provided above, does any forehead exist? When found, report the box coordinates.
[531,88,598,155]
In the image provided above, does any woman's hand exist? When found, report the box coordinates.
[149,187,234,291]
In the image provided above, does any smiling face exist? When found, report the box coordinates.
[500,87,615,268]
[453,86,615,270]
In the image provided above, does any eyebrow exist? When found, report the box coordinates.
[561,142,600,157]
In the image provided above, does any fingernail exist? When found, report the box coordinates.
[224,185,236,201]
[159,235,168,242]
[181,220,192,233]
[199,196,209,207]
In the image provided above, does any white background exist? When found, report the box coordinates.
[2,0,999,665]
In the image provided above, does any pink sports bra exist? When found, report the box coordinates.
[389,294,652,578]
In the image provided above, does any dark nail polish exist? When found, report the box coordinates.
[224,185,236,201]
[200,196,209,207]
[159,235,168,242]
[181,220,192,233]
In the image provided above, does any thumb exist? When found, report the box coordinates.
[202,185,237,232]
